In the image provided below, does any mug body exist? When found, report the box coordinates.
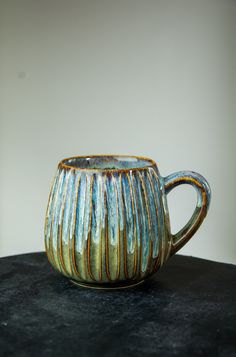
[44,155,171,288]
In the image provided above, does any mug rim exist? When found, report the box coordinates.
[58,154,157,172]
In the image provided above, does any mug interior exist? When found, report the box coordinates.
[61,155,154,170]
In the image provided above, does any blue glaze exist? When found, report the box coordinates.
[133,172,150,272]
[45,155,211,286]
[149,170,164,258]
[106,175,118,246]
[129,172,141,250]
[62,171,75,242]
[75,173,86,253]
[122,174,134,254]
[115,174,124,231]
[84,175,92,243]
[45,170,59,249]
[52,170,66,250]
[144,171,159,258]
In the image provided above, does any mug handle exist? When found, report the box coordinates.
[164,171,211,255]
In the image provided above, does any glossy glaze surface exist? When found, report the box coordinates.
[44,155,211,287]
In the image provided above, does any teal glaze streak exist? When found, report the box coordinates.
[75,173,86,253]
[134,173,149,272]
[69,171,80,244]
[52,170,66,250]
[130,172,141,249]
[45,156,211,285]
[106,175,118,246]
[62,171,75,243]
[149,169,166,259]
[144,171,159,256]
[115,174,124,231]
[83,174,92,243]
[122,174,134,254]
[45,170,59,249]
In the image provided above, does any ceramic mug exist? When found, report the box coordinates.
[44,155,211,289]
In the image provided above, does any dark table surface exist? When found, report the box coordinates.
[0,252,236,357]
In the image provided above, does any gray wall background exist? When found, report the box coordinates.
[1,0,235,263]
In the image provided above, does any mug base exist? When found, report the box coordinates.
[70,279,145,290]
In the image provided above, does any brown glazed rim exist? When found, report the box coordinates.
[58,154,157,173]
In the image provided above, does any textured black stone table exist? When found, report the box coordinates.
[0,253,236,357]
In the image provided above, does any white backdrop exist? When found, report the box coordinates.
[1,0,235,263]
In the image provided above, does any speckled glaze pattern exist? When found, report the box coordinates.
[44,155,211,288]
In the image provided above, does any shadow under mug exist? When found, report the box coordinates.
[44,155,211,289]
